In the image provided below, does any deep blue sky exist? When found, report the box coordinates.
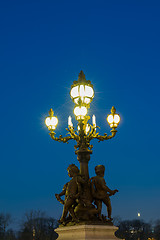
[0,0,160,227]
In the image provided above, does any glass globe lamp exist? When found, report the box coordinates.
[74,106,87,120]
[70,71,94,106]
[45,109,58,131]
[107,106,120,128]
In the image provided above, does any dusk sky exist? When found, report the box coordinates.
[0,0,160,228]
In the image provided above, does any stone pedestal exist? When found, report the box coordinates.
[55,224,118,240]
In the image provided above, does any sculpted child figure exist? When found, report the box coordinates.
[55,164,85,224]
[90,165,118,221]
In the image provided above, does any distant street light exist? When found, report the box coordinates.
[138,212,141,217]
[33,227,35,240]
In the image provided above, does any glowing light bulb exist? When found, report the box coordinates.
[74,106,87,118]
[70,86,79,98]
[107,115,114,124]
[45,116,58,130]
[68,116,73,127]
[85,124,90,134]
[92,115,96,127]
[114,114,120,124]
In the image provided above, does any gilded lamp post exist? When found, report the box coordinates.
[45,71,120,225]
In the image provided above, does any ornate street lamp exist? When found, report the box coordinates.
[45,71,120,179]
[45,71,120,225]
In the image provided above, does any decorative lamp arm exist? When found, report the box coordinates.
[94,129,117,142]
[67,127,79,141]
[49,132,73,143]
[87,124,100,138]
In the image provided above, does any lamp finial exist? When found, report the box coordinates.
[78,70,86,82]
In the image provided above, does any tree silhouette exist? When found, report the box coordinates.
[115,219,152,240]
[18,210,58,240]
[154,220,160,240]
[0,213,16,240]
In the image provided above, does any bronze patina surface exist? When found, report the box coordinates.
[55,164,118,226]
[45,72,120,227]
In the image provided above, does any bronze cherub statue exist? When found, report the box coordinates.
[90,165,118,221]
[55,164,85,225]
[55,164,118,225]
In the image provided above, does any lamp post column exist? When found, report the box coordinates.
[75,120,92,180]
[76,148,92,180]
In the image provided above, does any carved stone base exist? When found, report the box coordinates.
[55,224,118,240]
